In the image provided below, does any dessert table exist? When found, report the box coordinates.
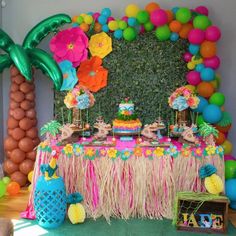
[22,137,224,221]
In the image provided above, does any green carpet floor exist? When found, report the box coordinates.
[14,218,236,236]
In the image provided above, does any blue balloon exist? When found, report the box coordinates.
[72,23,79,28]
[189,44,200,55]
[172,7,179,14]
[193,96,208,113]
[170,32,179,42]
[101,8,111,18]
[200,67,215,81]
[102,24,109,32]
[98,15,107,25]
[128,17,137,27]
[114,29,123,39]
[226,179,236,209]
[195,63,205,72]
[202,104,222,124]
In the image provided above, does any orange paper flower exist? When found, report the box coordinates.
[77,56,108,92]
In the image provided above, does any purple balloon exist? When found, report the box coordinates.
[150,9,168,27]
[224,155,236,161]
[204,56,221,69]
[183,52,192,62]
[188,29,205,44]
[195,6,209,16]
[186,71,201,85]
[206,25,221,42]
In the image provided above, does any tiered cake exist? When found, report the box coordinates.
[113,99,142,134]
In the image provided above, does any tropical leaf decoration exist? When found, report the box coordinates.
[199,122,219,138]
[0,14,72,89]
[40,120,62,137]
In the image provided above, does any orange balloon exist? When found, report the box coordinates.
[215,124,232,133]
[72,15,78,23]
[200,41,217,58]
[80,23,89,32]
[7,181,20,196]
[145,2,160,13]
[215,131,226,145]
[197,82,215,98]
[166,10,174,23]
[169,20,182,33]
[94,22,102,33]
[179,23,193,39]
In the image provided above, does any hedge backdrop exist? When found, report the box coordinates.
[54,32,188,129]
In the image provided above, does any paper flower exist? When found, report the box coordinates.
[50,27,88,67]
[134,146,142,157]
[63,144,73,157]
[181,147,191,158]
[216,146,224,156]
[59,60,78,91]
[172,96,189,111]
[39,140,49,149]
[121,149,132,160]
[85,147,96,158]
[107,148,118,159]
[205,145,216,156]
[194,147,203,158]
[89,32,112,59]
[77,56,108,92]
[76,93,90,110]
[64,92,77,109]
[153,147,164,157]
[167,145,178,157]
[144,149,153,158]
[73,144,84,156]
[99,148,107,156]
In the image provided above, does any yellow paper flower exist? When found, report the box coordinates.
[64,144,73,155]
[107,148,117,159]
[40,141,49,149]
[134,147,142,157]
[145,149,152,157]
[153,147,164,157]
[85,148,96,157]
[206,145,216,155]
[181,148,191,158]
[64,92,77,109]
[89,32,112,59]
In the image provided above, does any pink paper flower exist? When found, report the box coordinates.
[50,27,89,67]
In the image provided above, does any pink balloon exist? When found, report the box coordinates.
[206,25,221,42]
[186,71,201,85]
[188,29,205,44]
[107,16,115,23]
[224,155,236,161]
[92,12,100,21]
[204,56,221,69]
[183,52,192,62]
[195,6,209,16]
[121,16,128,22]
[150,9,168,27]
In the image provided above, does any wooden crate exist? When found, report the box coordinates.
[175,194,229,234]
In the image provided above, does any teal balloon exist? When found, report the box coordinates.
[193,15,211,30]
[176,8,192,24]
[209,92,225,106]
[2,176,11,185]
[155,25,171,41]
[123,27,137,42]
[202,104,222,124]
[0,180,6,198]
[23,14,72,49]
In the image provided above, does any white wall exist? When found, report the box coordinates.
[1,0,236,157]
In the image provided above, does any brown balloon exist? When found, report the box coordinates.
[12,108,25,120]
[26,127,38,139]
[7,117,19,129]
[6,151,11,158]
[10,101,20,109]
[10,66,20,77]
[10,83,19,92]
[10,171,27,187]
[10,148,26,164]
[18,137,34,152]
[20,100,33,111]
[12,91,25,103]
[8,129,14,136]
[26,109,36,119]
[32,137,40,146]
[19,118,33,130]
[19,82,32,94]
[12,127,25,141]
[3,159,19,174]
[25,92,35,101]
[9,109,14,116]
[4,137,18,151]
[26,151,36,161]
[19,159,34,175]
[13,75,25,85]
[31,119,37,126]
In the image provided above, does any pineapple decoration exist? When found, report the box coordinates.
[199,122,219,146]
[199,164,223,195]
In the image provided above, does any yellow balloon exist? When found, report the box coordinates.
[222,140,233,154]
[187,62,195,70]
[210,79,218,89]
[125,4,140,17]
[185,85,196,92]
[192,56,203,65]
[108,20,119,31]
[28,184,32,192]
[28,171,33,183]
[84,15,93,24]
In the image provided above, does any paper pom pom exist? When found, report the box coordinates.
[68,203,86,224]
[204,174,223,194]
[67,192,83,204]
[199,164,217,179]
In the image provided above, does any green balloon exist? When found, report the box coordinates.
[137,10,150,24]
[176,8,192,24]
[197,115,205,126]
[225,160,236,180]
[144,21,154,32]
[23,14,71,49]
[2,176,11,185]
[215,75,221,87]
[193,15,211,30]
[76,16,84,24]
[0,180,6,198]
[27,48,63,91]
[118,20,128,30]
[123,27,137,42]
[217,112,232,127]
[155,25,171,41]
[209,92,225,106]
[0,28,15,53]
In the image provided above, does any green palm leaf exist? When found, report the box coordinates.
[27,48,63,90]
[0,54,12,72]
[0,28,15,53]
[23,14,71,49]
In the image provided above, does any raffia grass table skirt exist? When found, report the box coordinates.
[22,148,224,221]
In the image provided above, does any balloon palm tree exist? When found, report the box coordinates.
[0,14,71,186]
